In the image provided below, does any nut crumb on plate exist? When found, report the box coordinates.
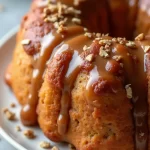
[3,108,8,113]
[40,141,51,149]
[51,146,59,150]
[16,126,21,132]
[23,129,35,139]
[10,103,16,108]
[3,108,15,120]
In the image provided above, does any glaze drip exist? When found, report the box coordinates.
[20,25,84,125]
[47,35,150,150]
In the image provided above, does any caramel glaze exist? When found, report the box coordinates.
[50,0,110,33]
[20,24,85,126]
[47,34,150,150]
[20,0,111,125]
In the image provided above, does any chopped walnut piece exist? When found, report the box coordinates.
[23,129,35,139]
[72,18,81,24]
[125,84,132,99]
[51,146,59,150]
[85,54,94,62]
[84,32,92,38]
[105,33,109,36]
[126,41,136,49]
[112,38,117,42]
[96,33,101,38]
[83,45,90,51]
[135,33,145,41]
[99,39,112,46]
[21,39,31,45]
[139,132,145,137]
[74,0,80,6]
[47,15,58,22]
[144,46,150,53]
[3,109,15,120]
[10,103,16,108]
[84,28,88,32]
[54,22,59,29]
[40,141,51,149]
[99,48,109,58]
[57,25,67,33]
[120,63,124,68]
[112,55,122,61]
[16,126,21,132]
[68,144,76,150]
[73,0,85,6]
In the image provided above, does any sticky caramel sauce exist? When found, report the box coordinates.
[20,25,84,126]
[48,34,150,150]
[56,35,91,134]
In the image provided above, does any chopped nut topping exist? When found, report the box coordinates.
[119,41,125,45]
[54,22,59,29]
[126,41,136,49]
[10,103,16,108]
[74,0,80,6]
[84,32,92,38]
[44,1,82,32]
[57,25,67,33]
[144,46,150,53]
[120,63,124,68]
[96,33,101,38]
[99,39,112,46]
[85,54,94,62]
[46,15,58,22]
[125,84,132,99]
[21,39,31,45]
[139,132,145,137]
[73,0,86,6]
[83,45,90,51]
[135,33,145,41]
[84,28,88,32]
[3,109,15,120]
[99,47,109,58]
[112,55,122,61]
[51,146,59,150]
[23,130,35,139]
[40,141,51,149]
[68,144,76,150]
[72,18,81,24]
[112,38,117,42]
[105,33,109,36]
[16,126,21,132]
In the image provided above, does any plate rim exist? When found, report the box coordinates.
[0,25,27,150]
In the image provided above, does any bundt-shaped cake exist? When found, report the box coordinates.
[5,0,150,149]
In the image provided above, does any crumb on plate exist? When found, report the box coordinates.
[40,141,51,149]
[23,129,35,139]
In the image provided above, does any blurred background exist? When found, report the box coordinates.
[0,0,31,38]
[0,1,31,149]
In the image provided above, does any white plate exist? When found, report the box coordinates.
[0,26,69,150]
